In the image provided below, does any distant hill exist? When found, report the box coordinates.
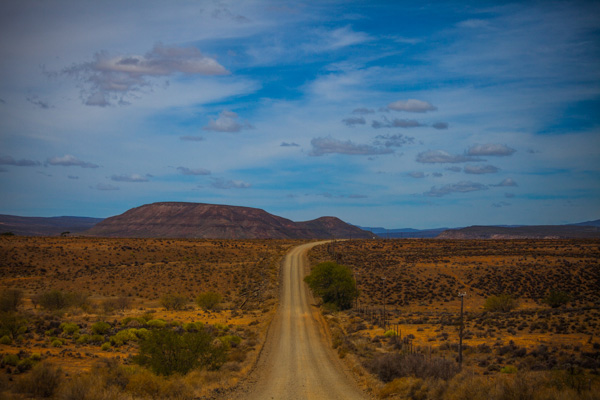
[84,202,375,239]
[0,215,104,236]
[437,223,600,239]
[359,226,449,239]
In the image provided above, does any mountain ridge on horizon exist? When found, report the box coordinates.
[1,202,598,239]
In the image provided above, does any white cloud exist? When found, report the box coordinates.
[373,134,414,148]
[424,181,488,197]
[467,143,516,156]
[203,110,253,133]
[464,164,500,174]
[388,99,437,113]
[352,107,375,115]
[46,155,99,168]
[310,137,393,156]
[342,116,366,126]
[417,150,481,163]
[211,178,251,189]
[110,173,149,182]
[408,171,426,178]
[492,178,518,187]
[372,117,424,129]
[63,43,228,106]
[177,166,211,176]
[0,155,40,167]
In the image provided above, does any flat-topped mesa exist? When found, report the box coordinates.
[84,202,375,239]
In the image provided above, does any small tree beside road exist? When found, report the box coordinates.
[304,261,358,310]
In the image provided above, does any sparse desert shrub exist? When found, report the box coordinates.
[0,311,27,339]
[110,329,140,347]
[304,261,358,310]
[147,319,167,328]
[19,361,62,398]
[160,293,189,311]
[0,288,23,312]
[543,290,571,308]
[0,334,12,345]
[369,352,459,383]
[3,353,20,366]
[36,289,70,310]
[379,377,430,399]
[133,327,226,376]
[102,296,132,313]
[196,291,222,311]
[60,322,80,335]
[484,294,517,312]
[91,321,111,335]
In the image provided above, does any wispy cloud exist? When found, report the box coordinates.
[432,122,449,130]
[373,134,414,148]
[342,116,366,126]
[177,166,211,176]
[408,171,426,178]
[0,155,40,167]
[63,43,228,106]
[110,174,149,182]
[280,142,300,147]
[388,99,437,113]
[211,178,251,189]
[26,96,52,109]
[424,181,488,197]
[203,110,253,133]
[304,26,372,53]
[46,155,99,168]
[417,150,481,164]
[467,143,516,156]
[310,137,393,156]
[492,178,518,187]
[372,117,424,129]
[464,164,499,174]
[352,107,375,115]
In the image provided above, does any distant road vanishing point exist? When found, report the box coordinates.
[230,241,367,400]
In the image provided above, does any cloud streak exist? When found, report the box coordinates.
[417,150,481,164]
[424,181,488,197]
[467,144,516,156]
[177,167,211,176]
[63,43,228,106]
[310,137,393,156]
[203,110,253,133]
[388,99,437,113]
[464,164,499,174]
[0,155,40,167]
[46,155,99,168]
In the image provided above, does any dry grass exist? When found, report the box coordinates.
[0,236,304,398]
[309,239,600,399]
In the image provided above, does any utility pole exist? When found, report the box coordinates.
[458,292,466,367]
[382,276,387,330]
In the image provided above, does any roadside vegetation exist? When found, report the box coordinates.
[308,239,600,399]
[0,236,300,399]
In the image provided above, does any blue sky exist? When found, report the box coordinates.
[1,0,599,229]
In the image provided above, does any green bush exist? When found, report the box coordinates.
[160,293,188,311]
[110,329,140,347]
[36,289,69,310]
[0,335,12,345]
[484,294,517,312]
[196,291,222,311]
[147,319,167,328]
[542,290,571,308]
[183,322,204,332]
[304,261,358,310]
[60,322,80,335]
[76,334,90,344]
[101,342,111,351]
[0,311,27,339]
[3,353,20,366]
[51,339,63,347]
[134,327,226,376]
[0,288,23,312]
[20,361,62,398]
[91,321,111,335]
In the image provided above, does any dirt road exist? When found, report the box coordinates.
[231,241,367,400]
